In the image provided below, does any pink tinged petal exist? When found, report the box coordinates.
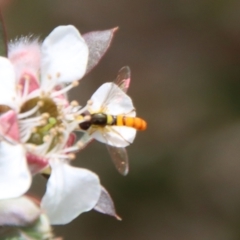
[92,126,136,147]
[41,160,101,225]
[94,186,121,220]
[19,73,40,95]
[8,39,41,84]
[83,28,117,74]
[26,152,49,175]
[0,57,18,110]
[90,82,136,116]
[0,110,19,142]
[0,196,41,226]
[0,142,31,199]
[41,25,88,87]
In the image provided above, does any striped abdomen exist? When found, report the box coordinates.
[113,115,147,131]
[79,113,147,131]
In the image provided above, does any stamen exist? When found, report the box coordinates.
[74,106,88,116]
[18,101,43,119]
[20,129,34,143]
[52,153,75,160]
[19,115,45,124]
[51,81,79,97]
[21,75,30,100]
[62,140,87,153]
[26,135,54,156]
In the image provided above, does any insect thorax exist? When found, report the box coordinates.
[91,113,108,126]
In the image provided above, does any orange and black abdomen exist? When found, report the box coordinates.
[79,113,147,131]
[116,115,147,130]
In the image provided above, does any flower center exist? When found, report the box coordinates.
[20,96,63,148]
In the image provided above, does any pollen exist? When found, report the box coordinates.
[71,100,79,106]
[87,100,93,106]
[56,72,61,78]
[37,100,44,107]
[41,113,50,119]
[43,135,50,142]
[57,126,65,134]
[47,74,52,80]
[76,141,84,149]
[40,119,47,126]
[68,153,76,160]
[17,84,23,91]
[23,74,30,81]
[50,128,57,136]
[31,127,37,133]
[72,81,79,87]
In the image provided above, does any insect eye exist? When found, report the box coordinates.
[79,121,91,130]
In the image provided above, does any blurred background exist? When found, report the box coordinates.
[3,0,240,239]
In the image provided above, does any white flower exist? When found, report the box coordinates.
[2,25,102,224]
[0,24,121,224]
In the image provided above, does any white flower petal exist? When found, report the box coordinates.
[0,142,31,199]
[0,196,41,226]
[90,83,136,116]
[41,160,101,225]
[41,25,88,88]
[0,57,18,110]
[92,126,136,147]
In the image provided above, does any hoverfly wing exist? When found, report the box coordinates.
[106,145,129,175]
[114,66,131,93]
[101,66,131,112]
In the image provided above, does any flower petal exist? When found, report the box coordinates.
[0,196,40,226]
[8,39,41,86]
[41,25,88,88]
[0,110,19,142]
[92,126,136,147]
[0,142,31,199]
[41,160,101,225]
[0,57,18,110]
[26,152,49,175]
[90,83,136,116]
[83,28,117,74]
[94,186,121,220]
